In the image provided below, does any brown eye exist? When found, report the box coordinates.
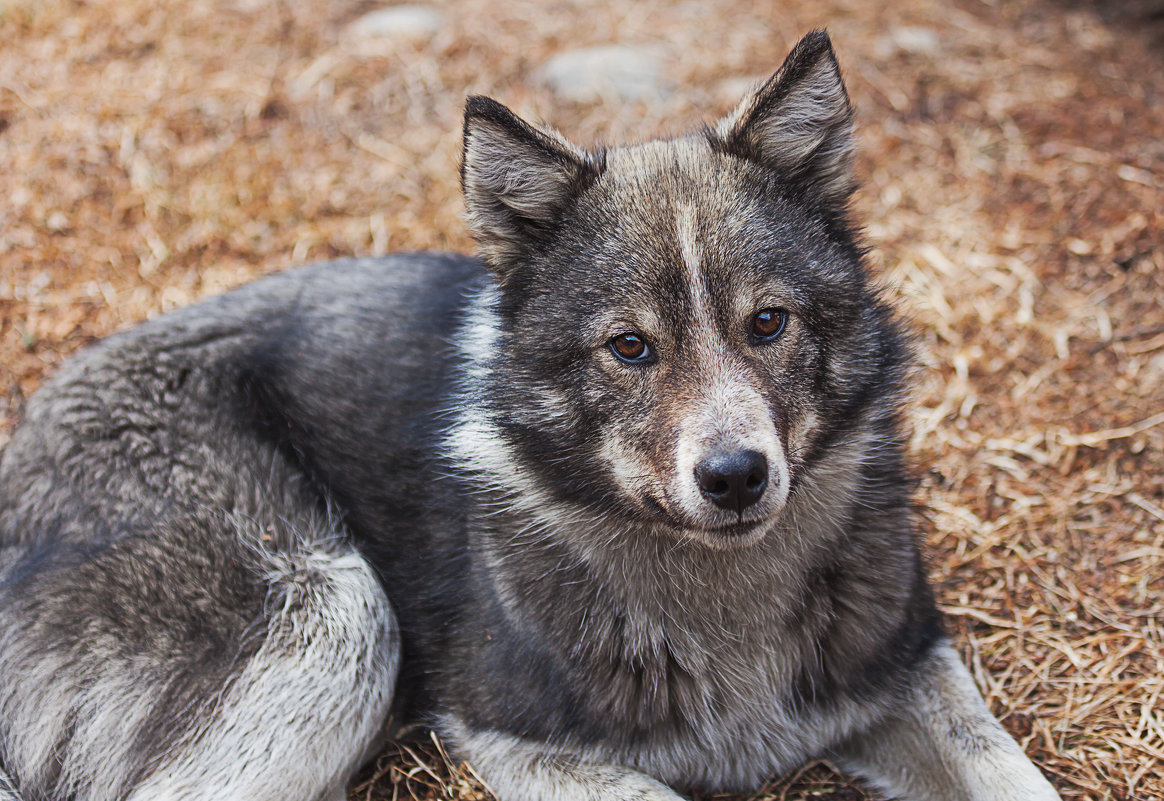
[609,333,652,363]
[750,308,788,342]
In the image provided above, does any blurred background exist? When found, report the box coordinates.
[1,0,1162,798]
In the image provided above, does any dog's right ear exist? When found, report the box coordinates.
[461,96,603,282]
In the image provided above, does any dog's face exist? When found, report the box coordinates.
[459,32,906,549]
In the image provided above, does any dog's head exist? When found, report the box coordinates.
[457,31,908,549]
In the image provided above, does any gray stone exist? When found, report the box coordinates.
[538,46,668,103]
[345,5,443,41]
[889,26,940,54]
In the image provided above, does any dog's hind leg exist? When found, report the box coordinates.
[127,526,399,801]
[828,640,1060,801]
[0,511,398,801]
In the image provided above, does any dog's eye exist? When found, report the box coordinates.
[609,333,652,363]
[750,308,788,342]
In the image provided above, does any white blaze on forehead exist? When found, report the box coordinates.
[676,204,714,331]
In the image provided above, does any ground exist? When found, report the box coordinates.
[1,0,1161,799]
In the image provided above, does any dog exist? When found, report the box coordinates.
[0,31,1061,801]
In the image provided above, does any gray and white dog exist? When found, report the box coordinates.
[0,31,1060,801]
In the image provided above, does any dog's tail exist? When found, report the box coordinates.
[0,767,22,800]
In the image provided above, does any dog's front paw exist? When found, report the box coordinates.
[443,720,685,801]
[584,766,686,801]
[830,642,1062,801]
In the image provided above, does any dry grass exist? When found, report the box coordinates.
[1,0,1161,798]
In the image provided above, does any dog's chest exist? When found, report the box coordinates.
[577,595,840,791]
[475,520,876,791]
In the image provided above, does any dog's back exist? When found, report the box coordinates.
[0,254,477,800]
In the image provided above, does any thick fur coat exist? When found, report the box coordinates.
[0,31,1059,801]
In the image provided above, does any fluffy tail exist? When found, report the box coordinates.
[0,767,22,801]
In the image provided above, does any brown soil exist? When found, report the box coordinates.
[1,0,1161,798]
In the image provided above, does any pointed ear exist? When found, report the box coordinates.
[713,30,854,208]
[461,96,604,280]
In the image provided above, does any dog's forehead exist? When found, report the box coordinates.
[576,138,783,277]
[596,138,774,237]
[538,139,780,331]
[600,138,744,210]
[603,138,716,182]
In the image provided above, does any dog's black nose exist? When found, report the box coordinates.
[695,450,768,515]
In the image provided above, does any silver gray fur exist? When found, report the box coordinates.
[0,31,1059,801]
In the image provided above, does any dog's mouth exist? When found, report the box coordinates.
[708,517,767,537]
[642,495,774,545]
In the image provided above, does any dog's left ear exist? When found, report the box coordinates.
[714,30,854,209]
[461,96,603,282]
